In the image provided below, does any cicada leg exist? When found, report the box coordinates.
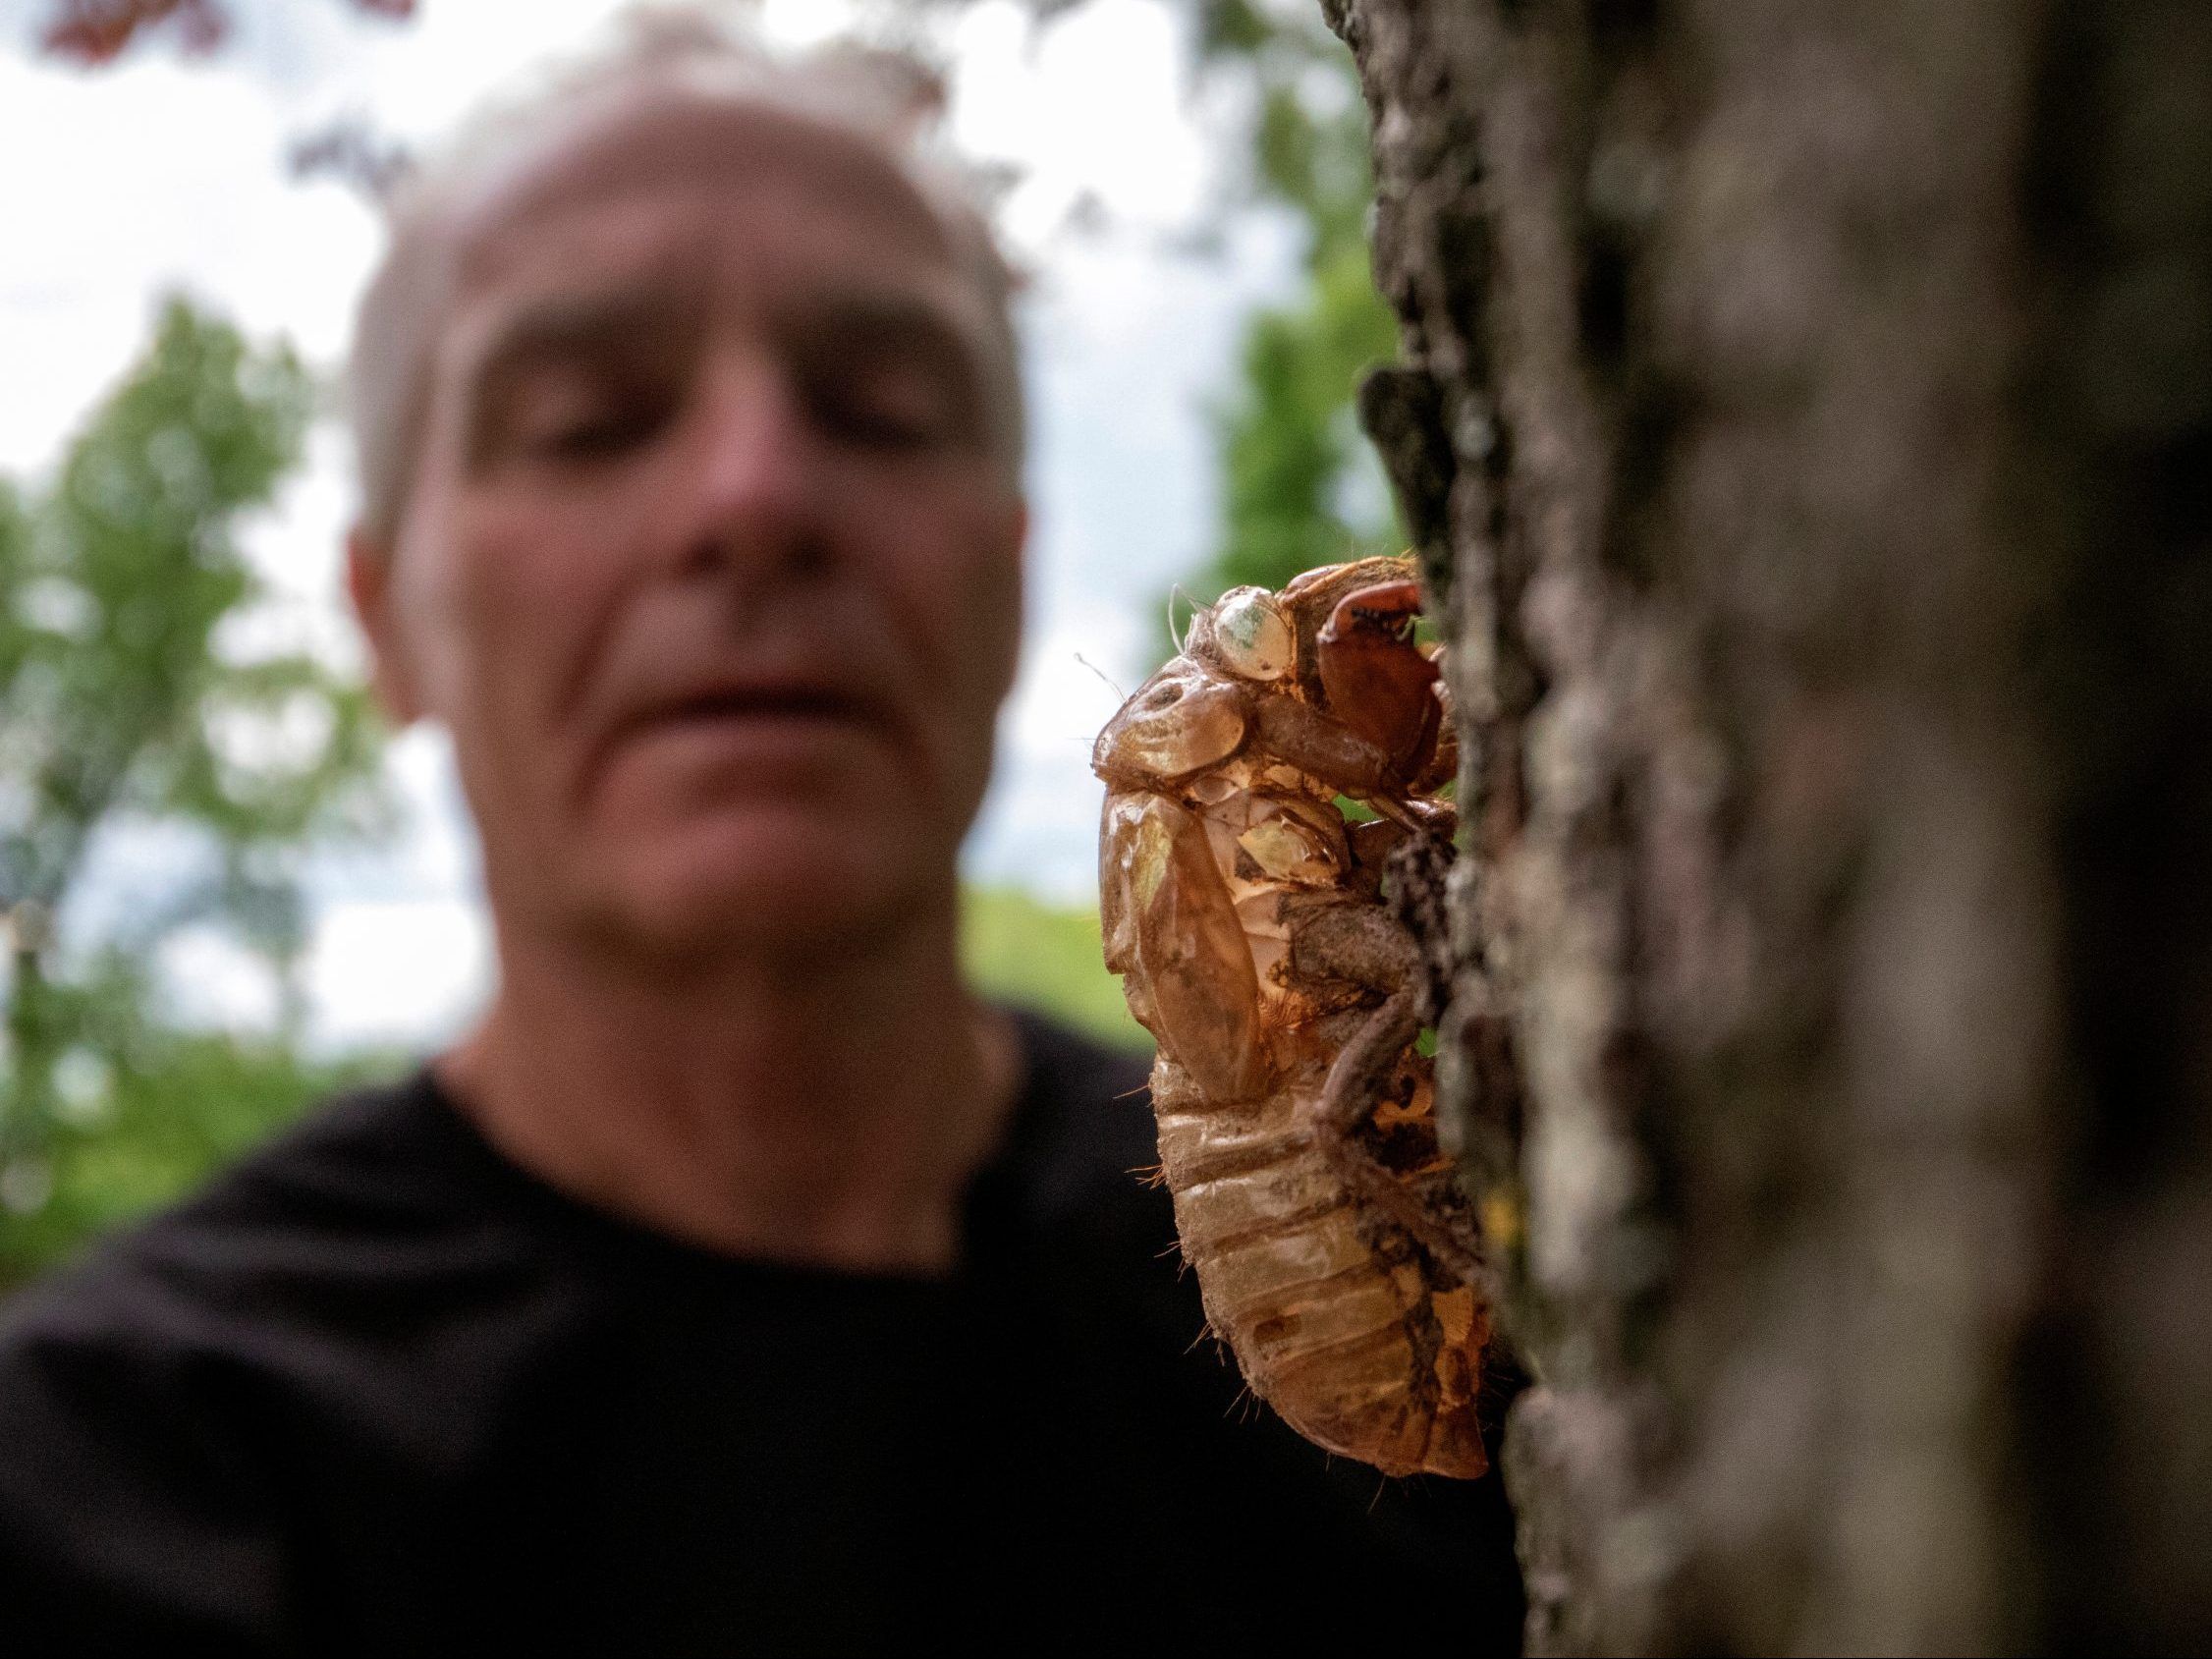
[1245,693,1450,836]
[1290,901,1483,1286]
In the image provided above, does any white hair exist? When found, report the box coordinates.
[348,9,1024,545]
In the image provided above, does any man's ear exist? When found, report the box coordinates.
[346,526,425,727]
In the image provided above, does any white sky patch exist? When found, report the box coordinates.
[304,726,484,907]
[227,424,367,673]
[301,898,493,1052]
[157,926,285,1031]
[1001,611,1150,784]
[0,55,332,470]
[2,0,1306,1051]
[963,605,1151,904]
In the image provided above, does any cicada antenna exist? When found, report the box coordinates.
[1166,584,1200,655]
[1074,652,1127,702]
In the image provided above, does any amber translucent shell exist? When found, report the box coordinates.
[1094,555,1488,1478]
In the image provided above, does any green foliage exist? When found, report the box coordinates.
[829,1,1405,650]
[1165,1,1405,654]
[1209,233,1400,592]
[0,949,399,1289]
[1,296,388,1283]
[1192,0,1275,58]
[961,886,1147,1052]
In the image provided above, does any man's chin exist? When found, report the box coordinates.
[579,816,944,962]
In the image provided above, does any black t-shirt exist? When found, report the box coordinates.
[0,1013,1522,1654]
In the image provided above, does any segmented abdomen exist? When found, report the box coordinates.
[1149,1056,1489,1478]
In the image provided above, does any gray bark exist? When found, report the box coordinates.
[1326,0,2212,1650]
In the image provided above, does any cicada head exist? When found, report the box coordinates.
[1090,662,1250,790]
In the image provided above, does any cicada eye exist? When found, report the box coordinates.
[1210,588,1295,682]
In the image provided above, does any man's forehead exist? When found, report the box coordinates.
[435,217,988,407]
[449,88,957,292]
[434,94,977,360]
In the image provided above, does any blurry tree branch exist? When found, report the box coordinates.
[0,299,389,1283]
[288,115,414,202]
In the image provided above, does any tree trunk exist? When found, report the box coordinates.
[1325,1,2212,1650]
[2,910,60,1199]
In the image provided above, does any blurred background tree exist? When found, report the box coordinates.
[1177,0,1399,628]
[890,0,1400,647]
[0,299,386,1286]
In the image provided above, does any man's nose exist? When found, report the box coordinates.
[668,355,826,580]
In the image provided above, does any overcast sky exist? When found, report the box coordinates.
[0,0,1304,1049]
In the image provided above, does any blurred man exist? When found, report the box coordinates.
[0,21,1521,1652]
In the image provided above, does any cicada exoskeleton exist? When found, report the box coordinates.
[1093,556,1491,1478]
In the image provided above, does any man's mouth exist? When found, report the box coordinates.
[650,686,872,729]
[592,678,895,785]
[574,657,910,807]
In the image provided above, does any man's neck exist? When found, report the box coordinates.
[435,892,1021,1276]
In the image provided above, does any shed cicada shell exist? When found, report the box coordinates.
[1093,555,1492,1478]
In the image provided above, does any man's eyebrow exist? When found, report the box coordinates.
[788,289,985,363]
[463,289,689,398]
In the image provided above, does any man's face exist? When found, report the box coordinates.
[355,93,1026,963]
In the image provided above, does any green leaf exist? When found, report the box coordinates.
[1,296,390,1282]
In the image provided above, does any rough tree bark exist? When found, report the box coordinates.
[1326,1,2212,1651]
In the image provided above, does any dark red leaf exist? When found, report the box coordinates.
[39,0,414,66]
